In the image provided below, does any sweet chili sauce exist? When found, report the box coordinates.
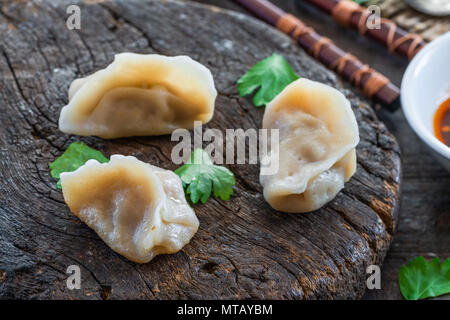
[434,96,450,147]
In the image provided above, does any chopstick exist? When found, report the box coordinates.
[300,0,426,60]
[234,0,401,111]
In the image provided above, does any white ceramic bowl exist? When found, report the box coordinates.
[401,31,450,171]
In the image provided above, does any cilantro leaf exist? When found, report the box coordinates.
[237,53,299,107]
[49,141,108,189]
[353,0,369,4]
[398,256,450,300]
[175,149,235,204]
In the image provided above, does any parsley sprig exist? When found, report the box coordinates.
[49,141,108,189]
[175,149,235,204]
[237,53,299,107]
[353,0,369,4]
[399,256,450,300]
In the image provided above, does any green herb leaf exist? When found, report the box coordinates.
[175,149,235,204]
[49,141,108,189]
[237,53,299,107]
[398,256,450,300]
[353,0,369,4]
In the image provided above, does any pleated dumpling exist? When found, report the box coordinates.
[60,155,199,263]
[260,78,359,213]
[59,53,217,138]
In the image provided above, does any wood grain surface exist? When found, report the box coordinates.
[0,0,401,299]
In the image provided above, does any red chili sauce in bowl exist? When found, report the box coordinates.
[434,96,450,147]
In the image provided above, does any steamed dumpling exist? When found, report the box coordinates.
[60,155,199,263]
[260,78,359,213]
[59,53,217,138]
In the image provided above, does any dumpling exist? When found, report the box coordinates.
[260,78,359,213]
[60,155,199,263]
[59,53,217,138]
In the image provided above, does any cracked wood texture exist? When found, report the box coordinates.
[0,0,401,299]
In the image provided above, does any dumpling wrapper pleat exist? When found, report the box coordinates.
[59,53,217,138]
[60,155,199,263]
[260,78,360,213]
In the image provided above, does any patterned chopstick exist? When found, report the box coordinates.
[301,0,426,60]
[234,0,401,110]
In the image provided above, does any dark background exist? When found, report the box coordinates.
[192,0,449,299]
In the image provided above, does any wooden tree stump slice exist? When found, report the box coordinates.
[0,0,401,299]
